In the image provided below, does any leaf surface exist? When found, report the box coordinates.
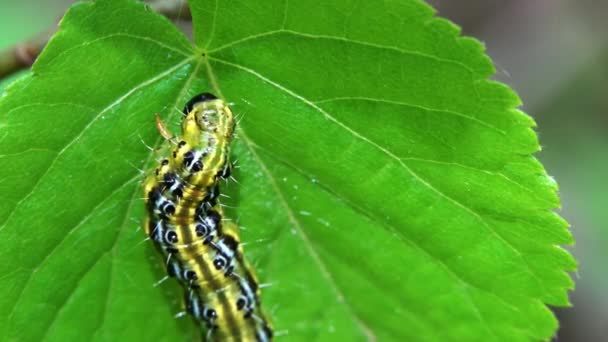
[0,0,574,341]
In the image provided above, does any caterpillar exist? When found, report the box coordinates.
[143,93,272,341]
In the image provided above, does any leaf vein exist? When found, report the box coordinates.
[401,157,555,206]
[6,173,140,333]
[0,148,56,159]
[313,96,506,135]
[209,56,545,302]
[251,144,528,339]
[203,0,220,50]
[206,60,376,341]
[43,33,192,67]
[238,130,377,342]
[92,56,204,338]
[0,57,195,233]
[208,29,475,74]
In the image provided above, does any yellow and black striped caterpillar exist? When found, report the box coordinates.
[143,93,272,341]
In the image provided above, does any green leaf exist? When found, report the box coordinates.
[0,0,575,341]
[535,51,608,308]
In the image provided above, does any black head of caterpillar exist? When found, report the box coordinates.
[182,92,217,114]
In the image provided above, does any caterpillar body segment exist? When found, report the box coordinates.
[143,93,272,341]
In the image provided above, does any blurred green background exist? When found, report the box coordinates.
[1,1,605,340]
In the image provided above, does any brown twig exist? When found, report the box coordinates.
[0,0,190,81]
[0,29,51,79]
